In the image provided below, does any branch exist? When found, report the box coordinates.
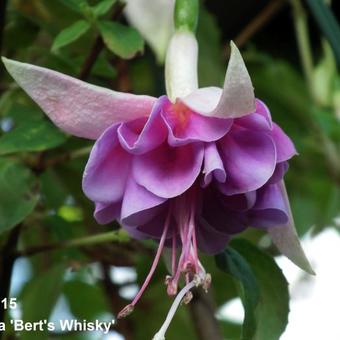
[189,288,223,340]
[78,1,126,80]
[0,0,8,56]
[12,230,128,258]
[232,0,286,50]
[0,225,22,333]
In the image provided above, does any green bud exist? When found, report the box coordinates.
[174,0,199,33]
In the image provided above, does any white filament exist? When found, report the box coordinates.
[153,280,196,340]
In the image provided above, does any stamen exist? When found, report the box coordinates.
[153,280,197,340]
[118,211,171,318]
[171,229,177,275]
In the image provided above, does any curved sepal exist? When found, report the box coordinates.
[181,42,255,118]
[2,57,156,139]
[268,181,315,275]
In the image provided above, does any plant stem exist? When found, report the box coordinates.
[234,0,286,49]
[0,0,8,56]
[78,1,126,80]
[14,230,128,258]
[291,0,316,100]
[189,288,223,340]
[0,225,22,335]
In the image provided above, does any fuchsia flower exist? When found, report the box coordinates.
[2,27,313,340]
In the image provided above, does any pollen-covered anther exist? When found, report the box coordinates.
[117,304,134,319]
[202,273,212,292]
[183,291,193,305]
[166,278,178,296]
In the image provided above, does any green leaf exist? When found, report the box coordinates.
[20,264,66,340]
[93,0,117,17]
[98,20,144,59]
[0,159,38,233]
[231,239,289,340]
[305,0,340,66]
[0,107,67,155]
[215,247,260,340]
[52,20,91,51]
[58,0,89,14]
[64,280,110,320]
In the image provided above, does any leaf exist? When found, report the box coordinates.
[215,247,260,340]
[98,20,144,59]
[305,0,340,66]
[20,264,66,340]
[58,0,88,14]
[93,0,117,17]
[0,117,67,155]
[231,239,289,340]
[64,280,110,320]
[52,20,91,51]
[0,159,38,234]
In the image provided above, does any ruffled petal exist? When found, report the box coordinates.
[201,188,248,235]
[218,128,276,194]
[133,142,204,198]
[118,96,168,154]
[82,124,131,203]
[220,191,257,211]
[2,58,156,139]
[247,183,289,228]
[202,143,226,187]
[268,162,289,184]
[196,217,231,255]
[272,123,297,162]
[121,177,166,226]
[94,201,121,224]
[162,101,232,146]
[137,212,174,240]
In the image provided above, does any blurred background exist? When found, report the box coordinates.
[0,0,339,339]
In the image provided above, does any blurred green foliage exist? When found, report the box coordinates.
[0,0,339,340]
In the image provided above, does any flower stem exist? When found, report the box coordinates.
[290,0,316,100]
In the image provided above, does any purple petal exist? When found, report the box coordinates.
[162,101,232,146]
[272,123,297,162]
[2,58,156,139]
[202,143,226,187]
[248,183,289,228]
[218,128,276,194]
[196,217,231,255]
[121,177,166,226]
[137,212,174,240]
[220,191,257,211]
[82,124,131,203]
[268,162,289,184]
[94,201,121,224]
[255,99,272,126]
[118,96,168,154]
[201,188,248,235]
[133,142,204,198]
